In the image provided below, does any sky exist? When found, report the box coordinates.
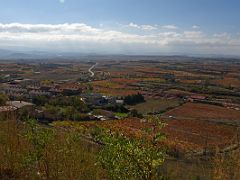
[0,0,240,56]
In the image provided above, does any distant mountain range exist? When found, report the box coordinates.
[0,49,239,60]
[0,49,72,59]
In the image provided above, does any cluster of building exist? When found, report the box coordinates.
[1,78,84,100]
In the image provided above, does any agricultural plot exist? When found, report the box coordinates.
[90,78,140,96]
[162,119,238,153]
[164,103,240,124]
[131,98,182,114]
[52,117,238,155]
[211,77,240,88]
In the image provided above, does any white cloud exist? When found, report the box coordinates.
[0,23,239,55]
[183,31,203,39]
[59,0,65,3]
[192,25,200,29]
[128,22,157,31]
[213,32,230,39]
[128,22,140,29]
[161,25,178,29]
[127,23,178,30]
[0,23,100,34]
[141,25,157,31]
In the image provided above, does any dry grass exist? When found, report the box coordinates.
[213,148,240,180]
[0,116,103,180]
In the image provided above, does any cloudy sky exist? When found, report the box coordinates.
[0,0,240,55]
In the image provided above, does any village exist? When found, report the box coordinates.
[0,77,127,122]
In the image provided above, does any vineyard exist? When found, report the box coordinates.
[164,103,240,122]
[52,116,239,156]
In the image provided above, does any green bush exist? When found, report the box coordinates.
[0,93,8,106]
[97,117,166,180]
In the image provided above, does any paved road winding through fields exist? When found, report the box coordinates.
[88,63,98,77]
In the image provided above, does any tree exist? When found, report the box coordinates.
[124,93,145,105]
[49,96,89,113]
[130,109,143,118]
[62,106,76,120]
[44,104,62,120]
[32,96,48,106]
[0,93,8,106]
[97,116,166,180]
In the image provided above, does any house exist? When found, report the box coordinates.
[12,79,34,86]
[6,101,34,110]
[3,84,28,99]
[57,83,82,95]
[48,87,63,95]
[4,85,28,94]
[103,96,117,105]
[29,90,51,97]
[116,99,124,105]
[6,101,35,115]
[0,106,17,113]
[81,93,108,106]
[1,101,35,119]
[27,85,41,90]
[40,85,54,91]
[188,95,207,102]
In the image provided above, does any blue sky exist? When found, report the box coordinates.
[0,0,240,55]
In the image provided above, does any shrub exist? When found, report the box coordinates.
[0,93,8,106]
[124,93,145,105]
[97,117,166,180]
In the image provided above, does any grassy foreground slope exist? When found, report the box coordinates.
[0,116,103,179]
[1,114,239,179]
